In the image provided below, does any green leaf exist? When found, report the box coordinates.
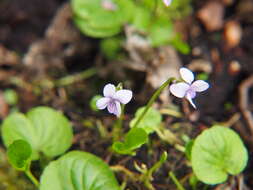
[148,18,174,47]
[40,151,120,190]
[3,89,18,105]
[130,107,162,134]
[189,174,198,189]
[1,106,73,160]
[100,37,123,59]
[131,7,151,32]
[191,126,248,184]
[90,95,103,112]
[196,73,209,81]
[185,139,194,160]
[74,16,121,38]
[170,34,190,54]
[113,128,148,155]
[71,0,134,38]
[7,140,32,170]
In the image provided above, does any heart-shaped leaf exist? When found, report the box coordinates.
[130,107,162,134]
[1,106,73,160]
[191,126,248,184]
[7,140,32,170]
[71,0,134,38]
[40,151,120,190]
[113,127,148,155]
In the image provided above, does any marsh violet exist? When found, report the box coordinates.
[96,84,132,117]
[169,67,209,108]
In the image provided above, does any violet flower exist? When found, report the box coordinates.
[163,0,172,6]
[96,84,132,117]
[169,67,209,108]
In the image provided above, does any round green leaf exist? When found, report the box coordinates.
[7,140,32,170]
[1,106,73,160]
[40,151,120,190]
[130,107,162,134]
[71,0,134,38]
[191,126,248,184]
[113,128,148,155]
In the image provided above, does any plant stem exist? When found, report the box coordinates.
[110,165,138,181]
[113,105,125,141]
[25,169,39,187]
[55,67,97,87]
[132,77,175,128]
[169,171,186,190]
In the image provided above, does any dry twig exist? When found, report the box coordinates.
[238,75,253,135]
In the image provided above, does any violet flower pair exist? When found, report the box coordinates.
[96,67,209,116]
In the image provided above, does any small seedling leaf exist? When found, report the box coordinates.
[7,139,32,170]
[90,95,103,111]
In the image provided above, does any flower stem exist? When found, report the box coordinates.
[113,105,125,141]
[132,77,175,128]
[169,171,186,190]
[25,169,39,187]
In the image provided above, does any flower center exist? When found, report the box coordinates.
[186,88,196,98]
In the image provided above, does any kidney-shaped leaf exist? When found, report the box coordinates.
[191,126,248,184]
[7,139,32,170]
[71,0,134,38]
[113,127,148,155]
[1,106,73,160]
[40,151,120,190]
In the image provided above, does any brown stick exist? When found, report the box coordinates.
[238,75,253,135]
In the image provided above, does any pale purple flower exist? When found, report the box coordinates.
[169,67,209,108]
[96,84,132,117]
[101,0,117,11]
[163,0,172,6]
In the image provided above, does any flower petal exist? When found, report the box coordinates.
[115,101,121,117]
[186,92,196,109]
[107,101,121,116]
[96,97,110,110]
[191,80,209,92]
[169,82,190,98]
[180,67,194,84]
[114,90,133,104]
[103,83,116,97]
[163,0,172,6]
